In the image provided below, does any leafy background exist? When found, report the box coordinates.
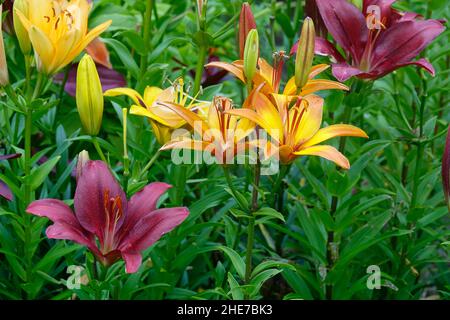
[0,0,449,300]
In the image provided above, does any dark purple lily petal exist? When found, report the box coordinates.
[119,207,189,253]
[371,19,445,72]
[316,0,367,63]
[305,0,328,38]
[54,63,126,97]
[74,160,128,239]
[0,180,13,201]
[332,62,364,82]
[314,37,346,63]
[121,251,142,274]
[375,58,436,78]
[125,182,172,227]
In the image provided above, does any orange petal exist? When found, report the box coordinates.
[160,101,209,136]
[160,139,210,152]
[86,37,112,69]
[300,79,349,96]
[294,145,350,169]
[205,61,245,82]
[302,124,368,148]
[309,64,330,79]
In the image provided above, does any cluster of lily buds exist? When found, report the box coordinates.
[76,54,104,136]
[0,5,9,86]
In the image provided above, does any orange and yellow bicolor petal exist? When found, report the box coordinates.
[302,124,368,148]
[294,145,350,169]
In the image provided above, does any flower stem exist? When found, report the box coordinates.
[245,161,261,294]
[139,0,154,80]
[92,137,108,163]
[140,149,161,178]
[193,45,207,95]
[410,77,428,210]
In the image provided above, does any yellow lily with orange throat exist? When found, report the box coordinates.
[104,80,210,145]
[14,0,112,75]
[226,89,368,167]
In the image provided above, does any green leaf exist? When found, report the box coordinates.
[102,38,140,79]
[254,207,285,223]
[27,156,61,191]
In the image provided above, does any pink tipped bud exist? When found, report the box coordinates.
[239,2,256,59]
[76,150,90,181]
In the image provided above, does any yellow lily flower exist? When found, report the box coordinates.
[104,80,209,145]
[160,96,257,164]
[206,57,348,98]
[226,89,368,167]
[14,0,112,75]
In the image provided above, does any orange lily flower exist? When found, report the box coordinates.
[206,56,348,98]
[105,80,209,145]
[226,89,368,167]
[160,96,257,164]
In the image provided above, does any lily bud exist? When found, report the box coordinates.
[76,150,90,181]
[76,54,104,136]
[13,0,31,55]
[238,2,256,59]
[0,5,9,86]
[295,17,315,90]
[243,29,259,85]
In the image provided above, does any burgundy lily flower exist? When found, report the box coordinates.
[292,0,445,82]
[26,160,189,273]
[0,153,22,201]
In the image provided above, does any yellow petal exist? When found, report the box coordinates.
[293,95,324,144]
[160,102,208,136]
[302,124,368,148]
[129,105,172,127]
[294,145,350,169]
[258,58,274,86]
[149,121,173,145]
[27,26,55,74]
[104,87,144,106]
[62,20,112,70]
[251,91,284,140]
[144,86,164,106]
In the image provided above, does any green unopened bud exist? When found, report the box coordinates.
[0,5,10,86]
[243,28,259,85]
[13,0,31,55]
[76,150,90,180]
[76,54,104,136]
[295,17,315,90]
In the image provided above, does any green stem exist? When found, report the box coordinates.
[326,89,355,300]
[193,45,207,95]
[140,149,161,178]
[245,161,261,293]
[410,78,428,210]
[139,0,154,80]
[92,137,108,163]
[23,105,33,294]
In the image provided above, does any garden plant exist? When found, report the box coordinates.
[0,0,449,301]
